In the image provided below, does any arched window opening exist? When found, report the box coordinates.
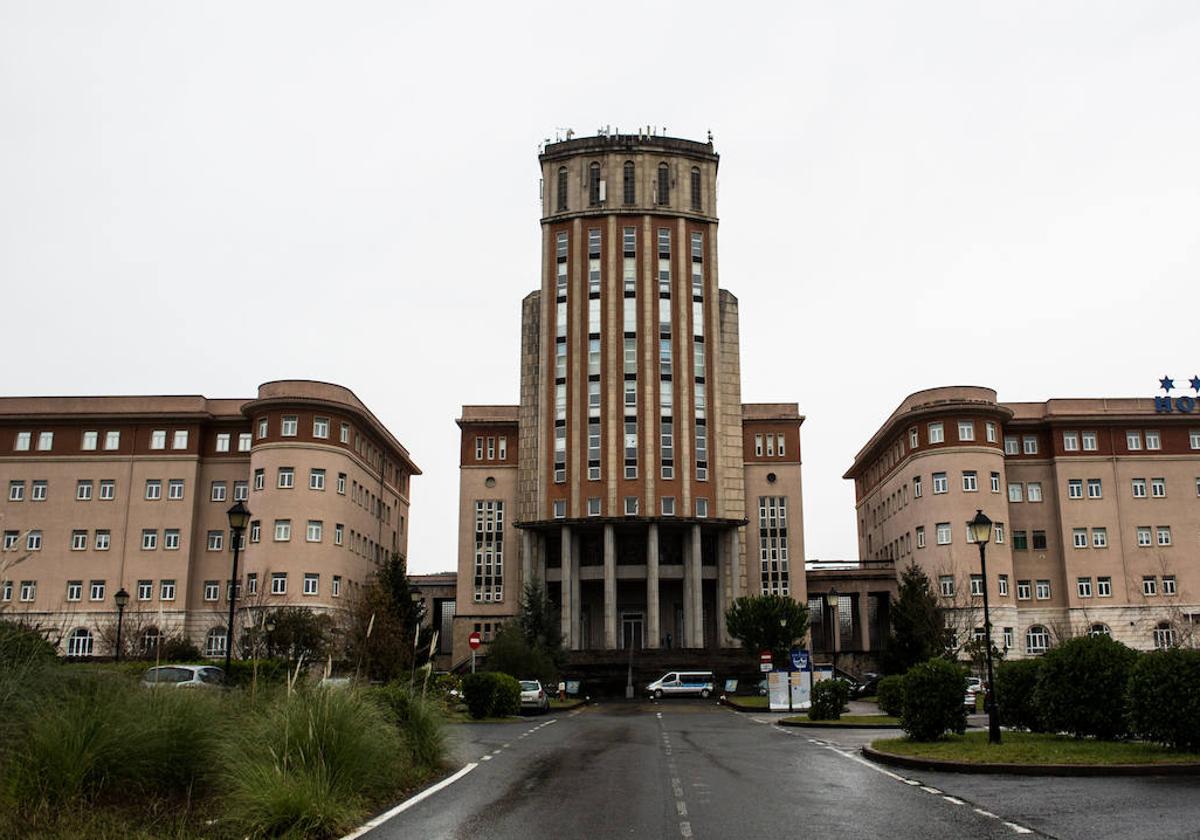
[66,628,94,658]
[690,166,702,211]
[556,167,568,212]
[205,627,227,657]
[588,162,602,205]
[657,163,670,205]
[1154,622,1176,650]
[623,161,636,204]
[1025,625,1050,655]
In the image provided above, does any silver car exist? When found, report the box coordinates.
[519,680,550,714]
[142,664,225,688]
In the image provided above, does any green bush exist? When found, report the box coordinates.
[900,658,967,741]
[1036,635,1138,740]
[222,688,405,837]
[462,672,498,719]
[995,658,1045,732]
[808,678,850,721]
[491,673,522,717]
[366,682,446,769]
[485,624,558,686]
[876,675,904,717]
[157,636,202,662]
[1127,648,1200,751]
[0,621,57,668]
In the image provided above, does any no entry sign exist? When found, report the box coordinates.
[469,631,482,650]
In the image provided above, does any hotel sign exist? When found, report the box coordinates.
[1155,376,1200,413]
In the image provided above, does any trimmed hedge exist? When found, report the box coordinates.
[876,675,904,717]
[461,672,521,719]
[808,679,850,721]
[1127,648,1200,751]
[994,658,1045,732]
[901,658,967,741]
[1036,635,1137,740]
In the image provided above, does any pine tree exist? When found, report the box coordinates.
[882,562,948,675]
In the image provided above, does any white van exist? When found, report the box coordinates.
[646,671,715,699]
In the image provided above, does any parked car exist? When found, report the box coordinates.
[852,672,882,699]
[519,680,550,714]
[646,670,715,699]
[964,677,984,711]
[142,664,224,688]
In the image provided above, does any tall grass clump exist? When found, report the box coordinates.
[222,688,405,837]
[367,682,447,770]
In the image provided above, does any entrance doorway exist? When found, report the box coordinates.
[621,612,644,650]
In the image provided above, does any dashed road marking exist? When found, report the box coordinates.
[679,821,693,838]
[943,796,966,806]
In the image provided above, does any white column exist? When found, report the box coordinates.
[728,528,742,600]
[716,532,729,648]
[571,530,582,650]
[646,524,660,649]
[521,530,533,589]
[690,524,703,648]
[560,526,574,650]
[682,531,694,647]
[604,524,617,650]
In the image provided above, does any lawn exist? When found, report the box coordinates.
[784,714,901,726]
[872,732,1200,765]
[727,695,769,708]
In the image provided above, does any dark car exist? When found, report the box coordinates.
[852,672,882,698]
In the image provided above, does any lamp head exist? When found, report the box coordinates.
[968,509,993,545]
[226,500,251,531]
[114,587,130,609]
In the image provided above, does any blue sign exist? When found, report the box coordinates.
[791,649,811,672]
[1155,376,1200,413]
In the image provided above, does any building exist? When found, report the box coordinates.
[453,132,807,669]
[0,380,419,657]
[845,385,1200,657]
[409,571,456,671]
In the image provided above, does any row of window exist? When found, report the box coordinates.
[11,429,194,452]
[548,496,712,519]
[1,572,344,605]
[7,478,252,503]
[473,436,509,461]
[752,434,787,458]
[555,160,704,212]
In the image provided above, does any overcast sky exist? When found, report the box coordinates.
[3,2,1198,574]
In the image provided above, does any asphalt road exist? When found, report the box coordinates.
[360,702,1200,840]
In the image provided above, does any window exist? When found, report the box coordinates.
[958,420,975,441]
[253,469,264,490]
[66,580,82,601]
[1003,627,1014,649]
[1017,580,1031,600]
[1126,431,1142,450]
[207,531,223,551]
[939,576,955,597]
[337,472,346,494]
[556,166,568,210]
[233,480,248,501]
[1143,576,1158,596]
[1089,624,1111,637]
[136,579,152,601]
[145,479,162,501]
[104,430,121,450]
[915,526,925,548]
[257,417,268,439]
[163,529,179,550]
[334,523,343,545]
[690,166,702,210]
[473,500,504,602]
[661,497,676,516]
[931,472,948,494]
[274,520,292,541]
[95,530,111,550]
[4,531,19,549]
[1072,528,1088,548]
[990,472,1000,493]
[71,530,87,551]
[936,522,951,545]
[281,416,298,436]
[1067,479,1083,499]
[994,523,1005,543]
[1157,526,1172,546]
[30,480,46,501]
[1063,431,1079,451]
[8,481,23,501]
[913,476,922,498]
[66,628,93,657]
[1137,526,1152,546]
[552,499,566,519]
[14,431,31,450]
[1087,478,1102,499]
[1163,575,1178,595]
[1026,482,1042,502]
[271,573,287,595]
[163,478,182,500]
[656,162,670,204]
[238,432,252,451]
[278,468,294,489]
[1092,528,1108,548]
[970,575,984,596]
[159,579,175,600]
[622,160,636,204]
[1004,435,1019,455]
[172,430,188,450]
[1036,580,1051,600]
[1026,626,1050,655]
[204,581,219,601]
[313,417,329,438]
[1097,576,1112,597]
[76,480,92,501]
[304,573,319,596]
[1023,435,1038,455]
[909,427,919,448]
[696,498,709,518]
[1082,431,1097,451]
[89,580,105,601]
[985,421,997,443]
[81,430,98,450]
[332,575,342,597]
[309,468,326,491]
[758,497,790,595]
[141,529,157,550]
[19,580,36,602]
[215,433,231,453]
[622,496,639,516]
[927,422,944,444]
[1154,623,1176,650]
[998,574,1009,596]
[306,520,323,542]
[150,429,167,450]
[586,497,601,517]
[1146,430,1161,450]
[962,471,977,492]
[1007,482,1023,503]
[210,482,227,502]
[204,629,226,657]
[1151,477,1166,498]
[1191,429,1200,450]
[1012,530,1027,550]
[1132,477,1148,498]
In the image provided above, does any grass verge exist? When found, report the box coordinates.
[783,714,900,726]
[872,731,1200,765]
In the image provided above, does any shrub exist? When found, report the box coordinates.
[1127,648,1200,751]
[491,673,522,717]
[366,682,446,769]
[994,658,1045,732]
[462,672,498,719]
[900,658,967,741]
[1036,635,1138,740]
[808,678,850,721]
[0,621,57,668]
[876,675,904,717]
[485,624,558,687]
[158,636,202,662]
[222,688,405,837]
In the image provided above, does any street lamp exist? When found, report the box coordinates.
[968,509,1001,744]
[113,587,129,662]
[223,500,251,680]
[825,587,840,674]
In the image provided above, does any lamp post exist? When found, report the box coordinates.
[825,587,840,674]
[968,509,1001,744]
[224,501,251,681]
[113,587,129,662]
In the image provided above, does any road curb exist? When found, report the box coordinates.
[861,744,1200,776]
[720,698,767,713]
[550,699,588,712]
[779,718,900,730]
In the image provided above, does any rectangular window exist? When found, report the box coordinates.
[204,581,219,601]
[1077,578,1093,598]
[1082,431,1097,451]
[306,520,323,542]
[104,430,121,450]
[1032,530,1047,550]
[758,497,790,595]
[233,480,248,501]
[1073,528,1088,548]
[313,417,329,438]
[274,520,292,541]
[1092,528,1107,548]
[1097,576,1112,597]
[75,480,92,501]
[215,433,231,452]
[1137,526,1152,547]
[1026,482,1042,502]
[1023,435,1038,455]
[473,500,505,602]
[172,430,188,450]
[145,479,162,501]
[927,422,944,444]
[990,472,1000,493]
[915,526,925,548]
[998,575,1009,596]
[336,472,346,494]
[141,529,157,550]
[95,530,110,550]
[271,573,287,595]
[7,481,23,502]
[81,430,98,450]
[281,416,298,437]
[695,498,709,518]
[1036,580,1051,600]
[160,579,176,600]
[1157,526,1172,546]
[210,482,227,502]
[958,420,975,441]
[278,468,294,489]
[151,429,167,449]
[962,471,977,492]
[137,580,152,601]
[30,480,46,501]
[164,529,180,550]
[14,431,32,450]
[206,530,223,551]
[25,530,41,550]
[310,469,326,491]
[19,581,36,601]
[1087,478,1102,499]
[939,576,955,597]
[1151,477,1166,498]
[249,521,261,543]
[1191,429,1200,450]
[1063,431,1079,451]
[332,575,342,597]
[932,472,948,494]
[1004,436,1019,456]
[1132,478,1147,498]
[936,522,952,545]
[625,496,639,516]
[251,469,263,491]
[1163,576,1177,596]
[90,580,105,601]
[1143,577,1157,596]
[985,421,997,443]
[1067,479,1083,499]
[994,522,1005,543]
[1126,431,1142,450]
[238,432,252,451]
[304,573,319,595]
[968,575,983,597]
[909,427,919,448]
[553,499,566,519]
[1012,530,1027,550]
[334,523,343,545]
[661,497,676,516]
[71,530,87,550]
[587,497,601,517]
[913,476,922,498]
[1146,431,1161,450]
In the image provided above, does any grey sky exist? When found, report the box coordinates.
[3,2,1198,574]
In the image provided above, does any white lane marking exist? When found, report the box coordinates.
[920,786,942,795]
[943,796,966,806]
[503,743,510,748]
[676,800,688,816]
[339,763,478,840]
[671,778,684,798]
[1004,822,1034,835]
[680,822,693,838]
[974,808,998,819]
[481,755,492,761]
